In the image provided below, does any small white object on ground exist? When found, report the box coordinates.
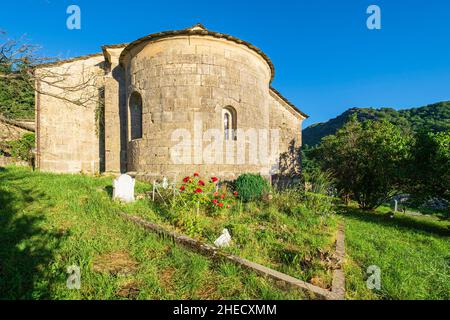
[214,228,231,248]
[113,174,135,203]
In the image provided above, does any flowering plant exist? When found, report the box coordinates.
[209,190,237,212]
[177,173,237,213]
[178,173,217,207]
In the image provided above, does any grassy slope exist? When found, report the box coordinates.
[122,189,338,289]
[2,166,448,300]
[341,205,450,300]
[0,166,302,300]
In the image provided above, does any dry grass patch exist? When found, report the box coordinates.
[196,280,219,299]
[116,279,142,299]
[159,266,176,292]
[92,251,138,276]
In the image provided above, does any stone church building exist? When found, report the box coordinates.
[34,24,307,181]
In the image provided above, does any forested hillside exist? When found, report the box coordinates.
[303,101,450,146]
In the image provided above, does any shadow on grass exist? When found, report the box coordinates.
[104,185,113,198]
[0,168,66,299]
[338,205,450,237]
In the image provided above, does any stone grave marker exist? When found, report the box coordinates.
[113,174,135,203]
[214,229,231,248]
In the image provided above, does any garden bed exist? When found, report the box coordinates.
[121,173,340,291]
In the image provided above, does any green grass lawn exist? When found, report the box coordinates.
[0,166,303,300]
[341,205,450,300]
[1,166,448,300]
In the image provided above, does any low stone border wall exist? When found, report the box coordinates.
[0,116,35,132]
[0,156,29,167]
[120,213,346,300]
[331,224,345,299]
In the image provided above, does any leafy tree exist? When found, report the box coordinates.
[0,33,35,119]
[301,144,321,175]
[0,32,96,120]
[311,116,412,210]
[408,131,450,202]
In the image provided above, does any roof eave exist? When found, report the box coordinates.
[270,87,309,119]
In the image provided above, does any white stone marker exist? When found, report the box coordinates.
[214,229,231,248]
[113,174,135,203]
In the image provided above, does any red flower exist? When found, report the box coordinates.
[180,185,185,191]
[194,188,203,193]
[193,173,199,177]
[213,191,219,197]
[218,203,224,207]
[233,191,238,196]
[198,180,205,186]
[183,176,190,183]
[211,177,219,183]
[212,199,218,204]
[220,194,225,199]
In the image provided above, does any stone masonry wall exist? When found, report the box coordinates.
[122,35,273,181]
[269,92,303,177]
[35,55,105,173]
[103,47,127,173]
[34,30,306,180]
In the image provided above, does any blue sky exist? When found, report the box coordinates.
[1,0,449,126]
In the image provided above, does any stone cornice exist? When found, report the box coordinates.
[33,53,104,69]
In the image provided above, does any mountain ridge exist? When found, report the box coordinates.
[302,101,450,146]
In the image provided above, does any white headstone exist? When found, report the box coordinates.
[113,174,135,203]
[214,229,231,248]
[162,177,169,189]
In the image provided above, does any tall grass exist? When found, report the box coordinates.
[0,166,303,300]
[129,172,339,289]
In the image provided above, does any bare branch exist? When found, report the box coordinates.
[1,32,104,119]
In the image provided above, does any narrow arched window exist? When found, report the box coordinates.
[129,92,142,140]
[223,106,237,141]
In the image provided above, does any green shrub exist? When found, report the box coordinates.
[270,188,302,215]
[174,211,204,238]
[302,169,335,196]
[302,192,336,216]
[7,132,35,161]
[234,173,270,202]
[302,170,336,215]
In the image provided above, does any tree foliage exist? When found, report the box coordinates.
[311,116,413,210]
[407,131,450,202]
[0,32,96,120]
[0,33,36,119]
